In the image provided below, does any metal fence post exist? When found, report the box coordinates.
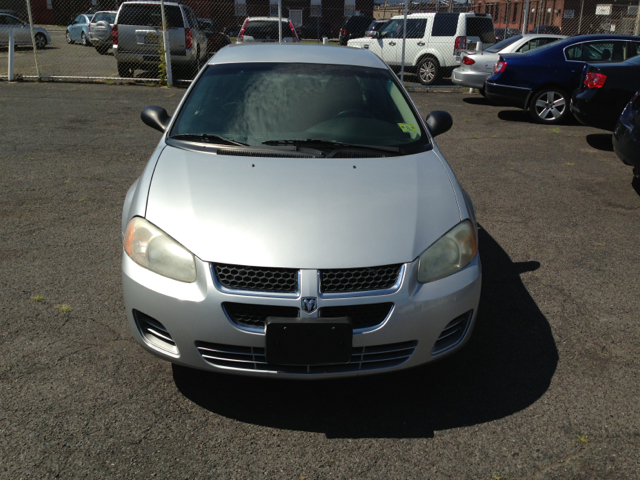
[400,0,409,82]
[634,0,640,36]
[25,0,41,79]
[278,0,283,44]
[522,0,530,32]
[160,0,173,86]
[8,28,14,81]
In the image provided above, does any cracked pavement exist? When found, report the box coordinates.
[0,82,639,479]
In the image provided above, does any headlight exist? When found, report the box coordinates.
[417,220,477,284]
[124,217,197,283]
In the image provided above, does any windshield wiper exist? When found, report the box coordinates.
[262,139,400,154]
[170,133,248,146]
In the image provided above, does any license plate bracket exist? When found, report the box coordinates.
[265,317,352,366]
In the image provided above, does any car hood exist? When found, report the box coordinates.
[145,146,462,269]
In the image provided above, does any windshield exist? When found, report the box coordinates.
[93,12,116,23]
[170,63,429,153]
[485,35,522,53]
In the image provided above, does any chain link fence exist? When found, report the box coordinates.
[0,0,639,85]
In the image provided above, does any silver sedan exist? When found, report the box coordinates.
[452,34,567,92]
[122,44,481,378]
[0,14,51,49]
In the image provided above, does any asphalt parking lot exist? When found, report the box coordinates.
[1,82,639,479]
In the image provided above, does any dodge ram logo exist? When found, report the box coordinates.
[302,297,318,314]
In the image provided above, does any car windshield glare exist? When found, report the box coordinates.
[170,63,428,153]
[485,35,522,53]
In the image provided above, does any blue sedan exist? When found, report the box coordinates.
[66,13,94,46]
[484,35,640,124]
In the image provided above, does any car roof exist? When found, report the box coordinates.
[120,1,182,6]
[391,11,484,19]
[209,44,388,69]
[243,17,292,21]
[519,34,566,39]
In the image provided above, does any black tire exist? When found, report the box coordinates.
[34,33,47,50]
[81,32,89,46]
[417,56,440,85]
[478,87,486,97]
[66,31,72,44]
[96,44,109,55]
[118,62,133,78]
[529,87,571,124]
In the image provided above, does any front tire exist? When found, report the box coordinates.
[66,31,72,44]
[529,88,570,124]
[118,62,133,78]
[35,33,47,49]
[96,44,109,55]
[81,32,89,46]
[417,56,440,85]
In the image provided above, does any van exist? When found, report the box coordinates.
[347,12,495,85]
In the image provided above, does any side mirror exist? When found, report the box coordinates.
[141,105,171,133]
[425,111,453,138]
[372,31,381,39]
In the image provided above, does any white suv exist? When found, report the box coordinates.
[348,12,494,85]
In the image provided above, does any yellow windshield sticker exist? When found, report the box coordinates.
[398,123,417,133]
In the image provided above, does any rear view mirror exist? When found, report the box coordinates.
[141,105,171,133]
[425,111,453,138]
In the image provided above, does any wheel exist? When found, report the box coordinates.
[66,31,72,44]
[34,33,47,50]
[96,44,109,55]
[529,88,570,124]
[118,62,133,78]
[417,56,440,85]
[81,32,89,46]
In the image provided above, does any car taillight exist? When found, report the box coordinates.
[454,36,466,54]
[289,21,298,42]
[342,29,347,37]
[462,56,475,65]
[185,28,192,49]
[584,72,607,89]
[237,20,247,42]
[494,59,507,73]
[112,24,117,46]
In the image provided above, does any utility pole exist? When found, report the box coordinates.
[634,0,640,35]
[522,0,530,32]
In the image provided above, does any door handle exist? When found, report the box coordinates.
[389,41,396,46]
[417,41,425,46]
[364,44,369,49]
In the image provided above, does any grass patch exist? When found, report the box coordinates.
[576,435,589,444]
[549,127,561,134]
[463,119,473,123]
[55,304,72,313]
[471,135,479,139]
[31,295,45,302]
[566,163,575,166]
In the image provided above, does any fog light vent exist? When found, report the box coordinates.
[133,310,179,355]
[432,310,473,356]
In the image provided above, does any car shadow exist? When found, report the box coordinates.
[172,225,558,439]
[497,109,535,123]
[586,133,614,152]
[463,97,496,106]
[632,176,640,197]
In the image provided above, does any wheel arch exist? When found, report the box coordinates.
[525,82,571,110]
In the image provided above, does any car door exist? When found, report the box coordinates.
[70,15,82,41]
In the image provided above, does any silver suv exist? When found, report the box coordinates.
[113,1,207,79]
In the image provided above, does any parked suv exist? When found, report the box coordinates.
[89,10,116,54]
[236,17,299,43]
[113,1,207,79]
[348,12,495,85]
[338,15,374,45]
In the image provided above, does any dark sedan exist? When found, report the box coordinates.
[613,92,640,177]
[198,18,231,57]
[485,35,640,124]
[571,55,640,131]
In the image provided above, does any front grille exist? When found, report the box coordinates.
[133,310,179,354]
[432,310,473,355]
[223,302,299,328]
[196,340,417,374]
[213,264,298,293]
[320,264,402,293]
[319,303,393,329]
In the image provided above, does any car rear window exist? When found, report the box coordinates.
[431,13,459,36]
[92,12,115,23]
[485,35,522,53]
[244,20,289,39]
[466,16,494,44]
[117,4,184,28]
[171,63,429,153]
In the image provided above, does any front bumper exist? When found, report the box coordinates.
[122,253,482,379]
[451,68,489,89]
[484,81,530,109]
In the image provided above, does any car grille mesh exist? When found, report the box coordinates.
[319,303,393,329]
[195,340,417,374]
[213,264,298,293]
[223,302,392,330]
[320,264,402,293]
[432,310,473,355]
[223,302,299,328]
